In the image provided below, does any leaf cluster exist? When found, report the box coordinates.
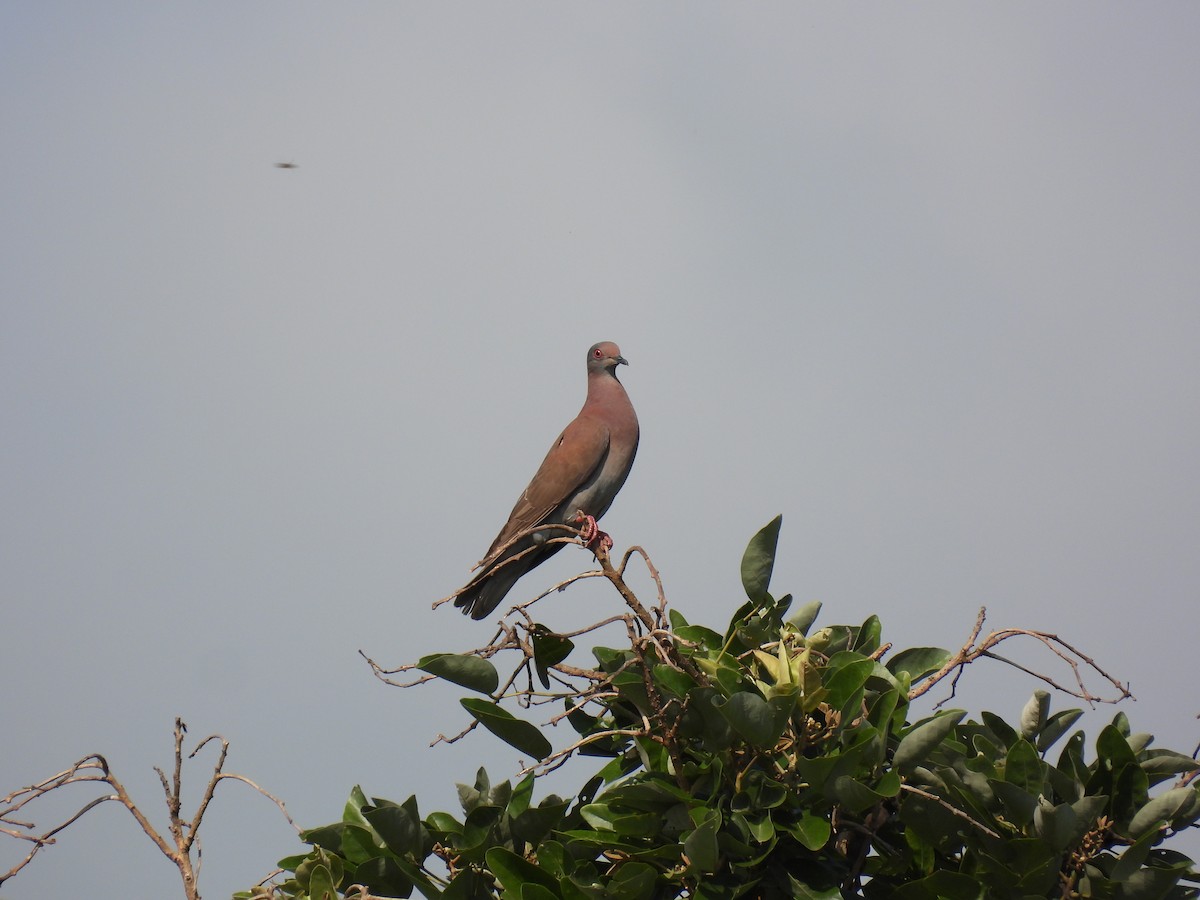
[243,518,1200,900]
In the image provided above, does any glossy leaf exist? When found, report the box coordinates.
[531,628,574,690]
[787,812,831,851]
[1004,739,1044,795]
[714,691,776,747]
[1141,750,1200,778]
[306,863,338,900]
[788,600,822,635]
[486,846,560,896]
[460,699,552,759]
[364,804,422,857]
[885,646,950,682]
[418,653,499,694]
[684,820,720,873]
[1127,786,1198,837]
[740,515,782,603]
[823,655,875,709]
[895,710,966,774]
[610,861,658,900]
[787,877,842,899]
[1035,708,1083,752]
[1020,690,1050,739]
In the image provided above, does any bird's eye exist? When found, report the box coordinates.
[593,348,603,358]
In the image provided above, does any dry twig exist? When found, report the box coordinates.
[909,607,1133,708]
[0,718,296,899]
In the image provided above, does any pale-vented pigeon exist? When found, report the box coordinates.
[453,342,639,620]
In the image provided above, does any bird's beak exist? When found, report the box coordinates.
[616,355,629,366]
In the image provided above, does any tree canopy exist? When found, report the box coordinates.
[239,517,1200,900]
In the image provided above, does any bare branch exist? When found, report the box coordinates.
[213,775,300,832]
[0,721,290,900]
[433,524,586,610]
[185,731,231,853]
[909,607,1133,708]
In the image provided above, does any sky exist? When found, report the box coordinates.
[2,4,1199,897]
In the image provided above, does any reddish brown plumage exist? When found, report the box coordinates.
[453,342,639,619]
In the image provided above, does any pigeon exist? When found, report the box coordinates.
[453,341,639,619]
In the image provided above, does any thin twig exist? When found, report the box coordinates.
[910,607,1133,708]
[899,784,1001,839]
[432,524,585,610]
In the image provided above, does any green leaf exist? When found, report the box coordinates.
[418,653,499,694]
[1140,750,1200,778]
[295,852,344,900]
[786,876,842,899]
[1020,689,1050,739]
[1036,708,1083,753]
[1069,794,1108,827]
[652,664,696,698]
[684,820,720,873]
[893,870,983,900]
[426,811,463,839]
[354,857,414,898]
[715,691,776,747]
[852,615,882,654]
[461,811,508,858]
[1111,826,1160,882]
[1034,798,1080,851]
[980,711,1019,749]
[894,710,966,774]
[1097,723,1138,770]
[675,623,725,649]
[823,655,876,709]
[531,628,574,690]
[610,861,658,900]
[306,863,339,900]
[786,812,830,851]
[457,768,489,813]
[579,804,659,838]
[301,822,345,853]
[1004,739,1044,795]
[787,600,822,635]
[507,772,534,818]
[460,699,552,759]
[1127,786,1198,837]
[486,846,560,896]
[867,688,902,736]
[364,804,422,857]
[885,646,950,682]
[340,823,382,865]
[992,780,1038,827]
[740,515,782,603]
[344,785,370,825]
[833,776,890,814]
[535,840,567,878]
[444,870,491,900]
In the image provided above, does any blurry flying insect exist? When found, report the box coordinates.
[274,161,298,169]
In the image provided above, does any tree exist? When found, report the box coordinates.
[1,718,297,900]
[238,517,1200,900]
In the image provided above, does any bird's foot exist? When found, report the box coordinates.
[575,512,613,555]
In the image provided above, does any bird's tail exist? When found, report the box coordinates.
[453,558,527,620]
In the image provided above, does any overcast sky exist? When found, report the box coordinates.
[3,4,1198,898]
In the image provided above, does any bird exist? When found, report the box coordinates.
[452,341,639,620]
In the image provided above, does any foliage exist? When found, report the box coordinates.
[240,518,1200,900]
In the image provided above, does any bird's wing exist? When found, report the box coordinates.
[476,416,610,568]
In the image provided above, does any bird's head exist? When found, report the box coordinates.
[587,341,628,375]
